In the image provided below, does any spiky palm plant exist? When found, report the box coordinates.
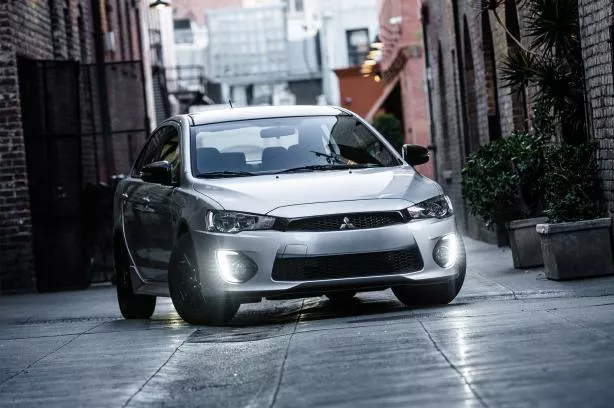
[483,0,587,144]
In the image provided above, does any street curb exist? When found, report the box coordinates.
[456,289,614,303]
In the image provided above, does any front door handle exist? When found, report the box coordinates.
[134,196,154,213]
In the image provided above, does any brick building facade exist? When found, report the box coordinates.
[420,0,614,243]
[0,0,149,293]
[420,0,515,241]
[365,0,433,179]
[579,1,614,216]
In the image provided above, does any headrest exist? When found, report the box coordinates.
[297,123,325,148]
[221,152,247,169]
[196,147,223,173]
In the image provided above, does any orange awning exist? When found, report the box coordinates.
[364,75,400,122]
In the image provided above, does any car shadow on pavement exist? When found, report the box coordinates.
[193,295,471,339]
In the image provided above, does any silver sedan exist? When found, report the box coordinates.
[113,105,466,325]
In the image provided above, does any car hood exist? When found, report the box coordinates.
[192,166,442,215]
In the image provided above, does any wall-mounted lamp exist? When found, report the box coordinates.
[150,0,170,9]
[371,34,383,50]
[389,16,402,25]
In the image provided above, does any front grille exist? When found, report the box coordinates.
[282,211,406,232]
[271,247,423,281]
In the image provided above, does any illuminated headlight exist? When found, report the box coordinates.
[216,250,258,283]
[206,210,276,233]
[433,234,459,268]
[407,195,454,219]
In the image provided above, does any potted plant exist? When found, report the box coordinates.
[493,0,613,279]
[535,142,614,280]
[462,131,546,268]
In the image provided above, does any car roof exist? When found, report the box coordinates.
[187,105,348,126]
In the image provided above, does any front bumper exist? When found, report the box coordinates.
[191,216,463,299]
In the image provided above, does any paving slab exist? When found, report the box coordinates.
[1,237,614,407]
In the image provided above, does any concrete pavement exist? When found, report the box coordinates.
[1,237,614,407]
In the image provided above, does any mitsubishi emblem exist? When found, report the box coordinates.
[340,217,356,230]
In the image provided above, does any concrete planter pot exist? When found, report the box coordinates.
[536,218,614,281]
[507,217,548,268]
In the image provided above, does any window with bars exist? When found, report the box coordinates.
[78,5,87,62]
[611,23,614,88]
[346,28,370,67]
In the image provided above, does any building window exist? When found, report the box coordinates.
[78,5,87,62]
[611,23,614,88]
[125,1,134,60]
[174,19,193,44]
[63,0,74,58]
[346,28,369,67]
[295,0,303,12]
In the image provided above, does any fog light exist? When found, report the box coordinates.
[215,250,258,283]
[433,234,458,268]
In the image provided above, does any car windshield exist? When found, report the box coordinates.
[191,115,402,177]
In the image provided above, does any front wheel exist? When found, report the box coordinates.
[168,234,239,325]
[393,237,466,306]
[115,240,156,319]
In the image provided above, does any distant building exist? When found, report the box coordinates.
[361,0,432,178]
[206,4,289,86]
[309,0,380,106]
[172,0,323,108]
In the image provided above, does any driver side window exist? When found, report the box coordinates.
[157,127,181,183]
[132,125,181,180]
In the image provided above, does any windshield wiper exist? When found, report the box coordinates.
[195,171,256,178]
[276,164,380,174]
[310,150,346,164]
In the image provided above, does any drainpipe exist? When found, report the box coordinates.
[420,4,437,182]
[138,0,156,132]
[90,0,114,181]
[452,0,468,161]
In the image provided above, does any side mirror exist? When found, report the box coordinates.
[141,161,173,185]
[402,144,429,166]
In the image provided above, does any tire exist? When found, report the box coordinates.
[325,291,357,304]
[168,234,239,326]
[393,237,467,306]
[115,240,156,319]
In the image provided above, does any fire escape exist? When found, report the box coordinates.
[166,65,214,113]
[148,11,172,124]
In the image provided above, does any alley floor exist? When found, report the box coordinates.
[1,238,614,407]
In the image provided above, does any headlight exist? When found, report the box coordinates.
[407,195,453,219]
[206,210,276,233]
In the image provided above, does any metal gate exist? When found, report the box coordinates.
[18,59,149,290]
[18,59,88,292]
[80,61,149,283]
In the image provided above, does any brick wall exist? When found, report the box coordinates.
[579,0,614,215]
[421,0,532,243]
[421,0,468,235]
[422,0,614,244]
[0,0,44,293]
[0,0,144,293]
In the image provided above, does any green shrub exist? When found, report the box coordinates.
[372,113,403,152]
[542,142,601,223]
[461,132,546,228]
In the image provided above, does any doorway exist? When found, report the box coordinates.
[17,59,88,292]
